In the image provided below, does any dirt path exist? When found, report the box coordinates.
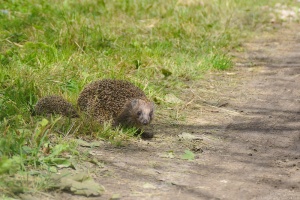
[48,24,300,200]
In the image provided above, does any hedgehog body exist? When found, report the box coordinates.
[35,95,79,117]
[77,79,154,128]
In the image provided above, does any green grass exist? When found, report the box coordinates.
[0,0,298,196]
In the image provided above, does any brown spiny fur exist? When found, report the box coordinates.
[78,79,154,128]
[35,95,79,117]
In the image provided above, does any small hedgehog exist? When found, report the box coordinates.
[34,95,79,117]
[77,79,154,128]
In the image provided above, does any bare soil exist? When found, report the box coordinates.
[38,24,300,200]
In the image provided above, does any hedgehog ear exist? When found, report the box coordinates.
[131,99,139,107]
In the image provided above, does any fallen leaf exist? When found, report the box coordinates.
[49,166,58,173]
[89,158,104,167]
[50,171,104,197]
[110,194,121,200]
[192,145,204,153]
[181,150,195,161]
[52,158,73,168]
[76,139,103,147]
[159,151,175,159]
[143,183,156,189]
[178,132,194,140]
[178,132,203,141]
[42,143,50,154]
[164,93,183,104]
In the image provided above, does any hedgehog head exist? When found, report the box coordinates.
[129,99,154,126]
[116,98,154,127]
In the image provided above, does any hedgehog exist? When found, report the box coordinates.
[77,79,154,129]
[34,95,79,117]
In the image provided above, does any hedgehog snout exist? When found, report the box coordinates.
[142,119,150,125]
[138,114,151,125]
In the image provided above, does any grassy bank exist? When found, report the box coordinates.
[0,0,297,196]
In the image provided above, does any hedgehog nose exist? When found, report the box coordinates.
[142,120,149,125]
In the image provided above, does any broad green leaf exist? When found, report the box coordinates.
[49,166,58,173]
[0,156,21,175]
[39,118,49,127]
[181,150,195,161]
[50,144,70,157]
[21,146,33,154]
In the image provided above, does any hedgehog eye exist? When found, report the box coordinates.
[137,111,142,116]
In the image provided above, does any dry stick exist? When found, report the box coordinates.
[74,41,86,54]
[5,39,23,47]
[35,191,55,199]
[182,91,196,109]
[64,120,76,138]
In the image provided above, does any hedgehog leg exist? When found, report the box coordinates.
[134,129,154,139]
